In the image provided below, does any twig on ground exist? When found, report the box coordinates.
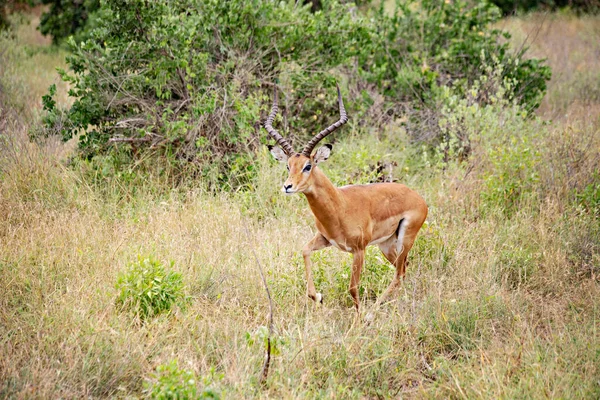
[107,137,152,143]
[241,218,274,385]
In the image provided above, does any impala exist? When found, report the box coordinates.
[265,85,428,313]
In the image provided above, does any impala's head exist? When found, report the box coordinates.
[269,145,332,194]
[264,84,348,194]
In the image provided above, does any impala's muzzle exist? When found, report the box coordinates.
[283,183,296,194]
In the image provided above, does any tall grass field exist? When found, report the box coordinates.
[1,9,599,399]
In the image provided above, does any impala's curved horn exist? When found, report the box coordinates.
[301,84,348,157]
[265,85,295,156]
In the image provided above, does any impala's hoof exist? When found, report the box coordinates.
[316,293,323,304]
[308,293,323,304]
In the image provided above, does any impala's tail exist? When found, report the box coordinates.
[396,218,407,254]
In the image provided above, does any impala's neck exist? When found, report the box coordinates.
[303,167,343,227]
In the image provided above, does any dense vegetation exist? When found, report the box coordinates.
[36,0,551,188]
[1,3,599,399]
[33,0,600,42]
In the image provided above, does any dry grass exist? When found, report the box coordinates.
[1,12,599,399]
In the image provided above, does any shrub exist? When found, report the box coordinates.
[115,256,188,320]
[38,0,550,185]
[421,69,544,215]
[245,325,286,357]
[39,0,368,187]
[145,360,219,399]
[360,0,551,141]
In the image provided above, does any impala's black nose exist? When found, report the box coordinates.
[284,184,293,192]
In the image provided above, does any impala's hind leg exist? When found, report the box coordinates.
[375,219,421,308]
[302,233,331,303]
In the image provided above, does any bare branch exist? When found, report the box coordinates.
[107,137,152,143]
[241,218,274,385]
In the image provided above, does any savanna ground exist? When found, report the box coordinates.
[1,9,599,399]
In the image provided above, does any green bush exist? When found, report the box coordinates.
[115,256,188,320]
[38,0,550,185]
[418,67,544,214]
[361,0,550,140]
[145,360,219,399]
[39,0,368,187]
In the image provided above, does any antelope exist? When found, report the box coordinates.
[265,85,428,314]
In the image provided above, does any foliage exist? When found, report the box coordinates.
[39,0,100,44]
[414,62,545,215]
[37,0,551,185]
[38,0,369,187]
[360,0,551,141]
[115,256,188,320]
[145,360,220,399]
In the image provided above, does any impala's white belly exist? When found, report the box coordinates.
[368,233,395,246]
[328,231,396,252]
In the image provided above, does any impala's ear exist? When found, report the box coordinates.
[313,144,332,164]
[269,145,288,163]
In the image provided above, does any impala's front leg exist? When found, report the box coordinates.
[302,233,331,303]
[349,249,365,313]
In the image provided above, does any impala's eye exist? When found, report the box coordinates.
[303,164,312,172]
[286,165,290,171]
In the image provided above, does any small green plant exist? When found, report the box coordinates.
[245,325,286,357]
[145,360,219,399]
[115,256,188,320]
